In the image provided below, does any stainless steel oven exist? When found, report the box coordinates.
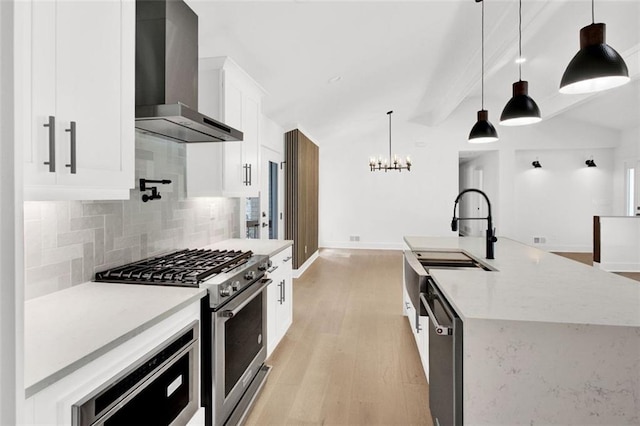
[202,277,272,426]
[72,321,199,426]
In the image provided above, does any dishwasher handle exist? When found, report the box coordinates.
[420,293,452,336]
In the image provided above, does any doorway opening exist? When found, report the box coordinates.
[625,164,636,216]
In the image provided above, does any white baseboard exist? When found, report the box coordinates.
[319,241,404,250]
[533,244,592,253]
[597,261,640,272]
[293,250,319,278]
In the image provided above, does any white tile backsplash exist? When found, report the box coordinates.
[24,133,240,300]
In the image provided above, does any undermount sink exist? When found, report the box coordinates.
[413,250,493,271]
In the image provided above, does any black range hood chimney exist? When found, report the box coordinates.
[134,0,243,143]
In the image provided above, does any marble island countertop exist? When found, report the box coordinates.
[404,236,640,424]
[404,236,640,327]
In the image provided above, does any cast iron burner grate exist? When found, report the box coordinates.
[94,249,253,287]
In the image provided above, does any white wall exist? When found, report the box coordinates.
[512,148,614,251]
[319,99,623,251]
[319,116,461,249]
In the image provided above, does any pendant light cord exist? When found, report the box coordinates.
[481,0,485,110]
[388,111,392,161]
[518,0,522,81]
[591,0,595,24]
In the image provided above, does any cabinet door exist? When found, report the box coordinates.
[222,72,245,195]
[278,270,293,339]
[24,0,57,187]
[278,250,293,337]
[23,0,134,200]
[242,94,260,196]
[266,272,283,358]
[54,0,134,191]
[419,315,429,382]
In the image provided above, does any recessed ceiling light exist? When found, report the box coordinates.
[328,76,342,83]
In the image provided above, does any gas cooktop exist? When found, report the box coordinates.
[94,249,254,287]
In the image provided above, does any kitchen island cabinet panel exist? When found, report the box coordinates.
[19,0,135,200]
[464,319,640,425]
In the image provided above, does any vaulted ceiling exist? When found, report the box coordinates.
[187,0,640,143]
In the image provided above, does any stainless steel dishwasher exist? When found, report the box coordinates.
[420,279,463,426]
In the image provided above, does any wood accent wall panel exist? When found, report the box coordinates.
[285,129,319,269]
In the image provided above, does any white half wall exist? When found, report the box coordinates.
[597,216,640,272]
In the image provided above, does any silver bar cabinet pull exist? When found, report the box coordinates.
[43,115,56,172]
[65,121,77,174]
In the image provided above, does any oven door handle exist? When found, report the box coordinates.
[221,279,272,318]
[420,293,452,336]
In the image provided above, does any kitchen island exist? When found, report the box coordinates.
[404,236,640,425]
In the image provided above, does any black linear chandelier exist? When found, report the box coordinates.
[369,111,411,172]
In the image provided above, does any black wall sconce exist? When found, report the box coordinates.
[140,178,172,202]
[585,158,597,167]
[532,160,542,168]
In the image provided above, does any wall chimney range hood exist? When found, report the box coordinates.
[134,0,243,143]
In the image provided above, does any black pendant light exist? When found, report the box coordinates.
[560,0,629,94]
[469,0,498,143]
[500,0,541,126]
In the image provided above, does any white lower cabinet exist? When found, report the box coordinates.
[24,302,201,425]
[402,275,429,382]
[418,314,430,382]
[266,246,293,357]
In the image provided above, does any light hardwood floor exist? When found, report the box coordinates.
[245,249,433,425]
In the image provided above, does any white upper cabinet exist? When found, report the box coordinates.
[186,57,264,198]
[19,0,135,201]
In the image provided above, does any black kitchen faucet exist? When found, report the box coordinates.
[450,188,497,259]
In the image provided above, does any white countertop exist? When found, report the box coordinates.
[404,236,640,327]
[24,282,206,397]
[205,238,293,257]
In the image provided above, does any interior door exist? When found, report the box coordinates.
[260,147,283,239]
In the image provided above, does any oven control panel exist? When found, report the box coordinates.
[211,255,269,307]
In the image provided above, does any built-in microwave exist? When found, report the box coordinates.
[72,321,199,426]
